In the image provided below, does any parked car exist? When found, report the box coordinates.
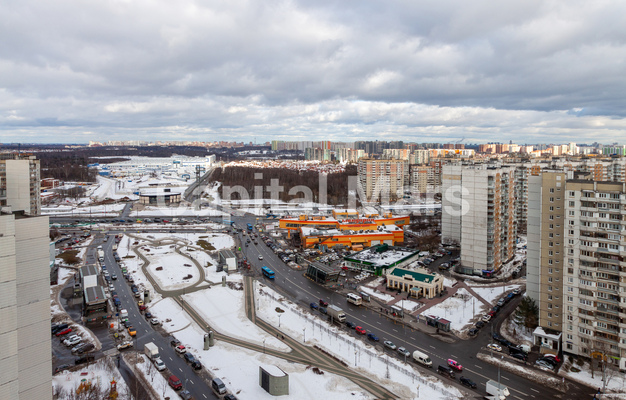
[54,364,72,374]
[171,339,181,347]
[168,375,183,390]
[497,298,505,307]
[128,326,136,336]
[175,345,187,354]
[513,288,521,295]
[117,341,133,351]
[63,335,80,346]
[223,394,237,400]
[468,328,479,336]
[538,357,558,367]
[319,307,327,314]
[73,343,94,354]
[345,321,356,329]
[475,321,485,329]
[309,302,318,310]
[151,318,160,325]
[52,323,69,334]
[55,327,72,337]
[367,333,379,342]
[535,360,554,370]
[191,360,202,370]
[184,353,196,363]
[355,326,366,335]
[384,341,397,350]
[460,376,477,389]
[511,352,527,362]
[179,389,193,400]
[74,354,95,365]
[481,314,492,323]
[154,358,166,371]
[487,343,502,352]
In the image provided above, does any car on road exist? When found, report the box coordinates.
[117,341,133,351]
[127,326,136,336]
[258,255,263,260]
[51,323,69,334]
[384,341,397,350]
[496,298,505,307]
[355,326,366,335]
[55,327,72,337]
[319,299,328,307]
[513,288,521,295]
[397,347,411,358]
[145,312,153,318]
[319,307,327,314]
[542,353,562,363]
[309,302,318,310]
[447,359,463,371]
[475,321,485,329]
[367,333,379,342]
[511,352,527,362]
[64,336,81,347]
[139,305,148,311]
[168,375,183,390]
[192,360,202,370]
[223,394,237,400]
[124,320,132,328]
[175,345,187,354]
[481,314,492,323]
[487,343,502,352]
[468,328,479,336]
[154,358,166,371]
[183,353,196,363]
[460,376,477,389]
[171,339,181,347]
[111,274,117,280]
[151,318,159,325]
[345,321,356,329]
[537,357,558,368]
[179,389,193,400]
[535,360,555,370]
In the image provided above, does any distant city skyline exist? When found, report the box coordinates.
[2,1,626,143]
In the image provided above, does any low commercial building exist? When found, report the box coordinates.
[343,244,420,275]
[218,249,237,272]
[83,285,111,324]
[305,262,341,284]
[138,188,181,205]
[300,224,404,249]
[259,365,289,396]
[386,267,444,299]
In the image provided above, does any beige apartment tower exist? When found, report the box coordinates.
[357,158,408,203]
[0,155,41,215]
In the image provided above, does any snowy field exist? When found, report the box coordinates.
[420,288,477,331]
[254,282,463,399]
[358,286,395,303]
[183,286,289,352]
[146,252,201,290]
[467,284,522,305]
[136,206,228,217]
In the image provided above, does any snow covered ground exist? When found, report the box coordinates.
[146,252,201,290]
[133,354,180,399]
[420,288,477,330]
[52,357,130,399]
[136,206,228,217]
[42,203,126,216]
[467,283,522,305]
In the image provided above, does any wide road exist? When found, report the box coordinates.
[230,215,592,400]
[101,233,218,400]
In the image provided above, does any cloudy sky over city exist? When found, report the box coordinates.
[2,0,626,144]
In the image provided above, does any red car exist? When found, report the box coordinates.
[55,327,72,337]
[355,326,366,335]
[319,299,329,307]
[447,359,463,371]
[139,305,147,311]
[168,375,182,390]
[488,310,496,317]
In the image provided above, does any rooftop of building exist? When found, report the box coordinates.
[388,267,439,283]
[84,285,107,305]
[344,244,419,267]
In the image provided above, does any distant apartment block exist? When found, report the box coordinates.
[0,155,41,215]
[442,165,516,275]
[357,158,408,203]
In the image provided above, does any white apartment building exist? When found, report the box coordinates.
[442,165,517,275]
[0,155,41,215]
[0,211,51,399]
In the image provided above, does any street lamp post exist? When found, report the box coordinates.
[263,339,266,354]
[278,314,282,328]
[354,350,357,367]
[303,328,306,343]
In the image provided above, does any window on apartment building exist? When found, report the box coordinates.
[550,197,554,202]
[549,224,554,229]
[550,215,554,220]
[550,188,555,193]
[567,306,573,311]
[569,210,575,216]
[549,250,554,255]
[548,259,553,265]
[568,239,574,244]
[548,277,553,283]
[549,241,554,246]
[550,206,554,211]
[548,285,553,291]
[549,233,554,238]
[569,191,575,197]
[569,230,574,235]
[548,321,553,327]
[548,268,553,274]
[548,294,553,300]
[567,271,573,277]
[569,220,575,225]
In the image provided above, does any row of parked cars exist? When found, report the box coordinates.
[469,288,522,336]
[52,322,96,373]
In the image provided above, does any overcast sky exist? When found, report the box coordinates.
[1,0,626,145]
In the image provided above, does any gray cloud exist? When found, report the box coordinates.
[1,0,626,143]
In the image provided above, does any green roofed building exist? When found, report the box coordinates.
[386,267,444,299]
[343,244,420,275]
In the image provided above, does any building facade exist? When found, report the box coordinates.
[357,158,408,203]
[0,155,41,215]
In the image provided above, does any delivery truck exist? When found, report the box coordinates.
[144,342,160,361]
[327,305,346,323]
[485,379,509,400]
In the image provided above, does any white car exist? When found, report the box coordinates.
[481,314,492,323]
[154,358,166,371]
[64,335,81,347]
[383,341,397,350]
[487,343,502,352]
[258,255,263,260]
[397,347,411,358]
[150,318,159,325]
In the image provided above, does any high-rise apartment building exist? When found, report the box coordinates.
[357,158,408,203]
[410,165,431,196]
[0,155,41,215]
[528,174,626,364]
[442,165,517,275]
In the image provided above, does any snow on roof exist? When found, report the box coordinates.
[262,365,286,377]
[346,245,419,267]
[533,326,562,340]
